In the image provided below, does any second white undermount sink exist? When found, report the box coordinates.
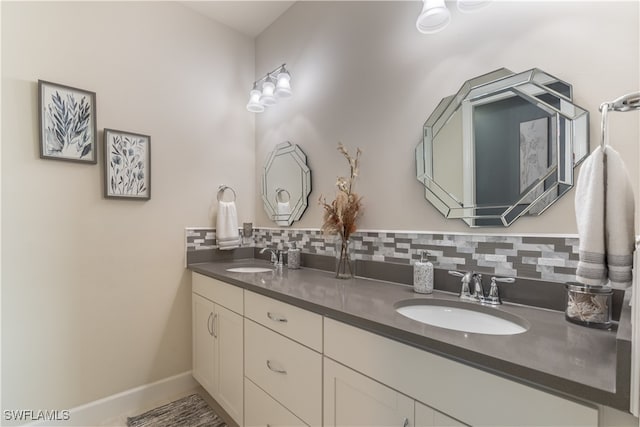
[395,300,528,336]
[226,267,273,273]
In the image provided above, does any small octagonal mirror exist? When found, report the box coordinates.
[416,68,589,227]
[262,141,312,226]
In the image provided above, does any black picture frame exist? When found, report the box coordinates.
[103,128,151,200]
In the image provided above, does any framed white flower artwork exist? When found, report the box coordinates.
[103,129,151,200]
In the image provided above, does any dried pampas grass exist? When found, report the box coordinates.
[319,143,363,241]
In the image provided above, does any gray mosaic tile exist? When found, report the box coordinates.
[185,227,581,283]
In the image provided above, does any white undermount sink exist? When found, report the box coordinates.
[395,300,528,335]
[226,267,273,273]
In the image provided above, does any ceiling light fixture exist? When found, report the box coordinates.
[416,0,451,34]
[246,63,292,113]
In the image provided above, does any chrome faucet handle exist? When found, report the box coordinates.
[471,273,485,302]
[448,270,474,300]
[486,276,516,305]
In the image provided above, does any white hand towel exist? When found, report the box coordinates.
[604,147,635,288]
[575,147,606,286]
[216,200,240,250]
[575,146,635,289]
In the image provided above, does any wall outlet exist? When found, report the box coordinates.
[243,222,253,237]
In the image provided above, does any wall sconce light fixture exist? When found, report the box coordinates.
[416,0,451,34]
[246,64,292,113]
[416,0,491,34]
[457,0,491,13]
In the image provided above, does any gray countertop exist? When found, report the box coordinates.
[189,259,630,410]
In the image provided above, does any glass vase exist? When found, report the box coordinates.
[335,237,355,279]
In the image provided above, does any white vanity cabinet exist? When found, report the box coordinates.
[192,273,244,426]
[244,291,323,427]
[191,271,610,427]
[324,317,598,427]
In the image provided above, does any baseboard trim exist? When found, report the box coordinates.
[26,371,198,426]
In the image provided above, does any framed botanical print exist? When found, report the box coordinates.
[104,129,151,200]
[38,80,97,163]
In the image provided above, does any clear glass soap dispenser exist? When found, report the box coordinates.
[413,251,433,294]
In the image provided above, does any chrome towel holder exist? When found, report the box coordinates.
[217,185,237,202]
[599,91,640,149]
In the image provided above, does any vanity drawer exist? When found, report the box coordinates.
[192,272,243,314]
[245,319,322,426]
[245,377,308,427]
[244,290,322,351]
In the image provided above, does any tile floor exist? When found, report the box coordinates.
[98,386,236,427]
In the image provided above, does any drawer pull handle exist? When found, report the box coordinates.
[207,312,214,337]
[267,312,288,323]
[266,360,287,374]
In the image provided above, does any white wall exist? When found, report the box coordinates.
[255,1,640,234]
[1,1,254,417]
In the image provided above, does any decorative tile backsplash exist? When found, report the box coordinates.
[185,227,579,284]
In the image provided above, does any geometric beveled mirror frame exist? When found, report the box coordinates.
[262,141,312,226]
[416,68,589,227]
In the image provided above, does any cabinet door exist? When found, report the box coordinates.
[415,401,468,427]
[214,303,244,426]
[192,293,215,397]
[324,358,414,427]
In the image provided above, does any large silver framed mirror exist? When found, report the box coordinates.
[416,68,589,227]
[262,141,312,226]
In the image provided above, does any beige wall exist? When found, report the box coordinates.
[1,1,254,415]
[254,1,640,234]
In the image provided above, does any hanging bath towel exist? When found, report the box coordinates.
[575,146,635,289]
[216,200,240,250]
[275,201,291,226]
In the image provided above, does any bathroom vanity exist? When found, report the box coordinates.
[189,260,631,427]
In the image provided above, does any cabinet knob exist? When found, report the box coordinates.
[267,312,288,323]
[403,417,409,427]
[266,360,287,374]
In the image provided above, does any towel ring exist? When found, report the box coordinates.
[217,185,237,202]
[275,188,291,203]
[599,102,610,151]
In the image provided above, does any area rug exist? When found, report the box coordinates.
[127,394,227,427]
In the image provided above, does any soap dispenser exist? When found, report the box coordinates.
[287,241,301,270]
[413,251,433,294]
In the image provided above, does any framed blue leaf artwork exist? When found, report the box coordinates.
[38,80,97,163]
[104,129,151,200]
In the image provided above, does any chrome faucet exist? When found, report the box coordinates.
[448,270,515,305]
[260,247,283,267]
